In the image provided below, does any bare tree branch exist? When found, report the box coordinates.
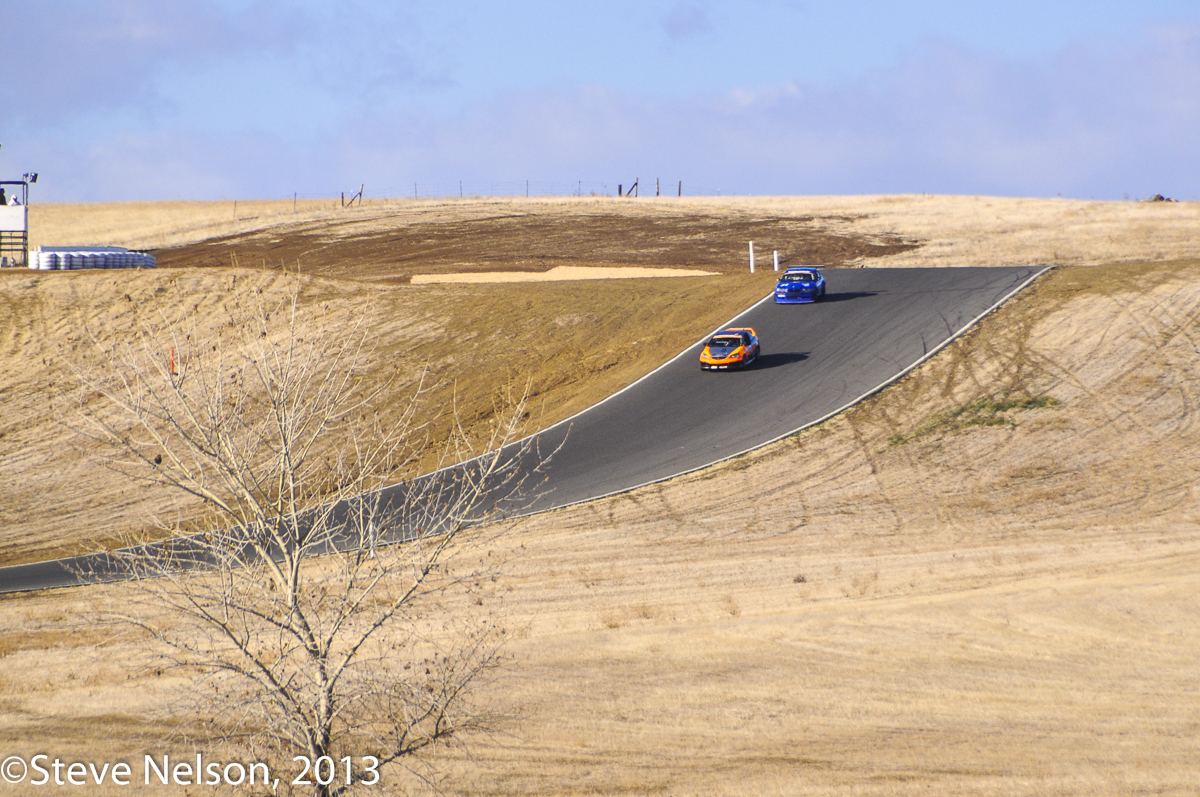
[70,281,549,796]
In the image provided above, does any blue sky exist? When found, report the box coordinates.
[2,1,1198,201]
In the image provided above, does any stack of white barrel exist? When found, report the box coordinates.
[30,246,156,271]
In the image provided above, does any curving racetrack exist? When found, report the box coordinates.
[519,265,1046,511]
[0,266,1046,593]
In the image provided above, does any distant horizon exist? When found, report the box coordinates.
[23,190,1187,206]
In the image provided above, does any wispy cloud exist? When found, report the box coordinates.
[12,19,1200,201]
[1,1,305,125]
[328,22,1200,200]
[660,2,715,42]
[0,0,433,134]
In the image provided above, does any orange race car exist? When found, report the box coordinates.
[700,327,760,371]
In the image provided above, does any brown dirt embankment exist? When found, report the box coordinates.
[26,195,1200,278]
[146,201,914,282]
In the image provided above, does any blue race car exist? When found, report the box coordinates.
[774,267,826,304]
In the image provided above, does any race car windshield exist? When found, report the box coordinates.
[782,272,817,282]
[709,337,742,348]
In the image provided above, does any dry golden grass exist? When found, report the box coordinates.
[409,259,1200,796]
[709,194,1200,267]
[2,260,1197,796]
[28,198,345,252]
[3,198,1199,795]
[9,194,1196,566]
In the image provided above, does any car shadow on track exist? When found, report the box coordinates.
[753,352,809,369]
[818,291,878,303]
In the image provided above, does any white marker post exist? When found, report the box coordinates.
[773,250,780,272]
[748,241,755,273]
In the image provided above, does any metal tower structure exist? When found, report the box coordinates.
[0,177,32,268]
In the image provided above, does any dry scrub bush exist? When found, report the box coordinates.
[68,284,549,796]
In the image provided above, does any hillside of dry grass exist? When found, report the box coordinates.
[1,198,1198,795]
[0,266,772,565]
[6,196,1195,565]
[1,260,1196,796]
[28,193,1176,564]
[27,195,1200,275]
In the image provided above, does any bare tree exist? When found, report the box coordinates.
[72,282,546,795]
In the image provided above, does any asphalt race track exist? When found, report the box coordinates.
[0,266,1045,593]
[517,265,1045,512]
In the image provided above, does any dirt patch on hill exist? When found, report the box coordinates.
[411,265,718,283]
[150,205,916,282]
[27,195,1200,277]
